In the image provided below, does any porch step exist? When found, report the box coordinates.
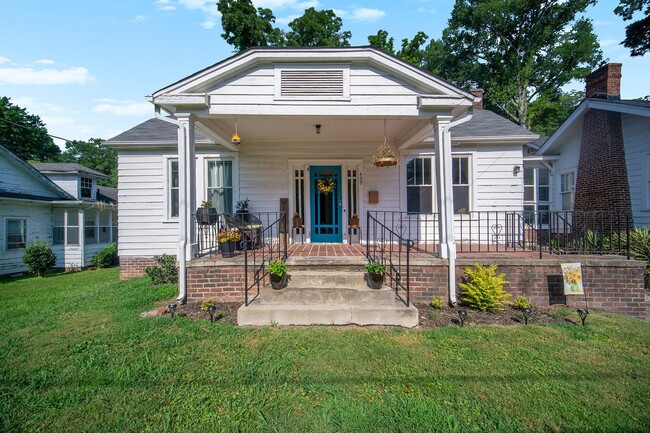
[237,301,419,327]
[260,285,396,305]
[287,270,366,288]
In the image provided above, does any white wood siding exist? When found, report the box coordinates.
[0,156,59,199]
[0,201,53,275]
[46,174,80,199]
[548,125,581,211]
[622,114,650,227]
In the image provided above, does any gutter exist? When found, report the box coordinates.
[439,112,474,306]
[154,106,188,304]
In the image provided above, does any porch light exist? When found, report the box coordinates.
[458,308,468,327]
[231,119,241,144]
[315,124,321,134]
[207,305,216,322]
[167,303,177,318]
[577,308,588,326]
[513,165,521,176]
[522,307,532,325]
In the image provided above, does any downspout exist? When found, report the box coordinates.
[154,105,188,303]
[439,110,474,305]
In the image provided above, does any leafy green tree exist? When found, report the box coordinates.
[368,30,395,54]
[0,96,60,162]
[615,0,650,56]
[285,8,351,47]
[368,30,430,67]
[527,90,584,136]
[59,138,117,187]
[217,0,283,52]
[440,0,602,129]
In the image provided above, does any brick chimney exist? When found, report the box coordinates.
[585,63,622,100]
[470,88,484,110]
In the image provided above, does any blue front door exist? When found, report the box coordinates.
[310,166,342,243]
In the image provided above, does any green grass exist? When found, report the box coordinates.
[1,269,649,433]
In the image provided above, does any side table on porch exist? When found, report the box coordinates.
[292,226,305,244]
[348,226,362,244]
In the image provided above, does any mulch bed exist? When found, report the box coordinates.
[161,301,569,329]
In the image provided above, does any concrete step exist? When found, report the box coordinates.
[288,270,365,288]
[237,301,419,327]
[260,285,395,305]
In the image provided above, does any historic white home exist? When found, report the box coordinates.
[0,147,117,275]
[107,47,537,303]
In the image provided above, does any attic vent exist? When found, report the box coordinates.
[280,69,345,98]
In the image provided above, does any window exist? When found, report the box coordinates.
[206,160,233,213]
[53,209,65,245]
[6,219,27,250]
[524,167,550,225]
[406,157,432,213]
[67,211,79,245]
[560,172,575,211]
[84,210,97,244]
[81,177,92,198]
[406,155,470,214]
[168,159,179,218]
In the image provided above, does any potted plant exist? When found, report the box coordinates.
[349,213,359,228]
[196,200,218,225]
[293,212,302,228]
[266,259,289,289]
[365,261,386,289]
[372,150,398,167]
[235,198,250,222]
[218,228,241,258]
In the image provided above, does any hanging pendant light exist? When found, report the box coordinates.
[372,119,398,167]
[231,118,241,144]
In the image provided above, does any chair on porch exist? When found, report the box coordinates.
[222,213,264,250]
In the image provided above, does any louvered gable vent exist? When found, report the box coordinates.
[280,69,345,98]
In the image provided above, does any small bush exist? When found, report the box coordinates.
[201,299,215,312]
[266,259,289,276]
[430,296,444,309]
[92,243,118,268]
[365,261,386,274]
[513,295,533,310]
[458,264,511,311]
[145,254,178,285]
[22,240,57,277]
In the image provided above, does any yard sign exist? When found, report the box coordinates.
[560,263,584,295]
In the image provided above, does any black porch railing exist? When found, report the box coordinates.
[366,211,412,307]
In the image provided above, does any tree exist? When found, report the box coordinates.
[59,138,117,187]
[285,8,351,47]
[368,30,430,67]
[439,0,602,129]
[527,90,584,136]
[217,0,283,52]
[368,30,395,54]
[615,0,650,57]
[0,96,60,162]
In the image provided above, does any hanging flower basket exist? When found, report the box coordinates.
[372,138,398,167]
[316,178,336,194]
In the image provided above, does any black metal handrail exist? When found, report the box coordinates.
[244,212,288,306]
[366,211,412,307]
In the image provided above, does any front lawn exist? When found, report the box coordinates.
[1,269,649,432]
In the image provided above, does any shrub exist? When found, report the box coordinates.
[430,296,444,309]
[22,240,57,277]
[145,254,178,285]
[92,243,118,268]
[201,299,215,312]
[458,264,511,311]
[612,228,650,282]
[513,295,533,310]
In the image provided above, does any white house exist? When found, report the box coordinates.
[107,47,538,305]
[0,146,117,275]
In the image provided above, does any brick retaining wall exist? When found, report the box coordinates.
[119,256,158,279]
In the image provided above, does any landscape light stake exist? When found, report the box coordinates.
[207,305,216,322]
[167,303,177,318]
[577,308,588,326]
[458,308,468,327]
[522,308,532,325]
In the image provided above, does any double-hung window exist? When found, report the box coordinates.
[206,160,233,213]
[560,172,575,211]
[168,159,179,219]
[406,155,471,214]
[524,168,550,224]
[6,219,27,250]
[80,177,92,198]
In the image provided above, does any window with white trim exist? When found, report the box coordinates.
[168,159,179,218]
[80,177,92,198]
[406,155,471,214]
[560,171,575,211]
[6,219,27,250]
[206,160,233,213]
[524,167,550,224]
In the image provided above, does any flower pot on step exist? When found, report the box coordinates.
[365,272,384,289]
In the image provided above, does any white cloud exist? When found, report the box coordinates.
[0,55,10,64]
[93,99,152,116]
[348,8,385,22]
[132,15,148,22]
[276,14,300,25]
[255,1,319,10]
[0,66,92,85]
[201,19,217,29]
[155,0,176,11]
[35,59,56,64]
[11,97,66,113]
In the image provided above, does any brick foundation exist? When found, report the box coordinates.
[119,256,159,279]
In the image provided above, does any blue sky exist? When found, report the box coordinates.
[0,0,647,148]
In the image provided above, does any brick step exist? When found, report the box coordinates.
[237,301,419,327]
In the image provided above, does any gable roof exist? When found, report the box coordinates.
[0,145,76,202]
[97,186,117,204]
[31,162,109,179]
[450,110,538,140]
[106,117,213,145]
[538,97,650,155]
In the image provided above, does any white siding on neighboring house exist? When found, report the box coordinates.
[0,201,53,275]
[0,157,59,199]
[622,114,650,227]
[548,126,582,211]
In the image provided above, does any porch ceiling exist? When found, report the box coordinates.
[197,115,432,145]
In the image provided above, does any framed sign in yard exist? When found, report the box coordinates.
[561,263,584,295]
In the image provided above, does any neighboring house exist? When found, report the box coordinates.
[0,147,117,276]
[526,63,650,227]
[106,46,537,295]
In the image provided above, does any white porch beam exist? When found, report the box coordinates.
[195,119,240,152]
[398,122,434,150]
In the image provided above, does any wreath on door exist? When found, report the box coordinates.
[316,178,336,194]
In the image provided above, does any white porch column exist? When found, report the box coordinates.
[177,114,197,260]
[432,115,455,260]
